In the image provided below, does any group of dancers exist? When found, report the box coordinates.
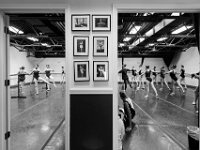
[17,64,65,96]
[118,64,199,104]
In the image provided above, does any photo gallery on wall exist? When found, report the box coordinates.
[72,14,111,82]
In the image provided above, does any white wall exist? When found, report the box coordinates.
[170,47,200,86]
[118,57,170,82]
[9,47,33,86]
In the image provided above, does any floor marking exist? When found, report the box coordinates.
[131,98,187,150]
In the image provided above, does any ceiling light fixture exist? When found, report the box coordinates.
[131,37,145,46]
[171,13,180,16]
[129,26,141,34]
[9,26,24,34]
[27,37,39,42]
[171,25,193,34]
[41,43,51,47]
[123,37,131,42]
[157,37,168,42]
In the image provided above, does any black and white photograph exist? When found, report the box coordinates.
[72,14,90,31]
[93,36,108,56]
[93,61,109,81]
[74,61,89,81]
[73,36,89,56]
[92,15,111,31]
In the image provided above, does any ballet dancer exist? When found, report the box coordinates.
[137,65,144,90]
[18,66,29,96]
[179,65,187,89]
[152,66,158,85]
[191,72,199,106]
[159,66,171,91]
[61,66,65,84]
[45,64,57,90]
[142,65,158,98]
[131,66,138,88]
[118,64,132,91]
[167,65,185,96]
[30,64,49,95]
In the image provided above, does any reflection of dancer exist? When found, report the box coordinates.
[131,66,138,88]
[30,64,49,95]
[45,64,57,90]
[167,65,185,96]
[191,72,199,110]
[180,65,187,89]
[61,66,65,84]
[142,66,158,98]
[152,66,158,85]
[159,66,170,91]
[97,65,105,77]
[137,65,144,90]
[18,66,29,96]
[118,64,132,91]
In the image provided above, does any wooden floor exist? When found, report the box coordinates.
[10,82,199,150]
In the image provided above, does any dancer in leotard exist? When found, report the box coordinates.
[159,66,170,91]
[137,65,144,90]
[45,64,57,90]
[167,65,185,96]
[131,66,138,88]
[61,66,65,84]
[142,65,158,98]
[179,65,187,89]
[18,66,29,96]
[30,64,49,95]
[152,66,158,85]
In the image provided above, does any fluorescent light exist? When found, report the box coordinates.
[123,37,131,42]
[41,43,51,47]
[129,26,141,34]
[157,37,168,42]
[9,26,24,34]
[119,43,125,47]
[171,13,180,16]
[171,26,193,34]
[148,43,155,46]
[27,37,39,42]
[143,13,148,16]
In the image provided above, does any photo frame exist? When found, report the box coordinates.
[74,61,90,82]
[71,14,90,31]
[93,36,108,57]
[73,36,89,56]
[92,15,111,31]
[93,61,109,81]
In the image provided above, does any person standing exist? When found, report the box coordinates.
[18,66,29,96]
[167,65,185,96]
[61,66,65,84]
[30,64,49,95]
[180,65,187,89]
[45,64,57,90]
[118,64,132,91]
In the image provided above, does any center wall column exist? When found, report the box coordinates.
[65,3,118,150]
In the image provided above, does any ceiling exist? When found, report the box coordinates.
[8,13,198,58]
[9,13,65,58]
[118,13,197,58]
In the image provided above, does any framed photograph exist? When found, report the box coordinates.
[71,14,90,31]
[74,61,90,82]
[93,61,109,81]
[92,15,111,31]
[73,36,89,56]
[93,36,108,57]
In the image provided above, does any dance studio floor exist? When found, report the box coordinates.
[10,83,65,150]
[119,83,199,150]
[9,83,198,150]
